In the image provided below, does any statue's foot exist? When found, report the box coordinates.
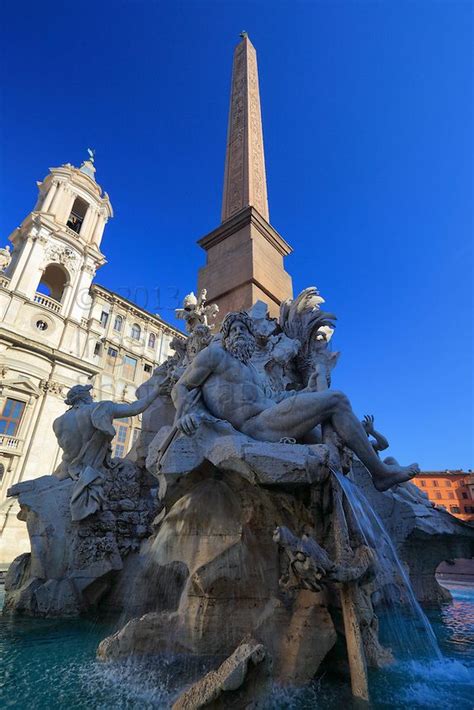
[373,462,419,492]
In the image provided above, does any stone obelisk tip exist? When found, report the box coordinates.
[221,34,269,223]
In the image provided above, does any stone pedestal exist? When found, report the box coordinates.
[198,207,292,321]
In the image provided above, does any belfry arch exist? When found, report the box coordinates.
[36,263,70,302]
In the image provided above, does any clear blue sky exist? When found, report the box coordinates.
[1,1,472,470]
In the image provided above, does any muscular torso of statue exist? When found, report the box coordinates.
[53,406,98,464]
[200,345,274,430]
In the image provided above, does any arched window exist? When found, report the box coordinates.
[36,263,69,302]
[131,323,141,340]
[67,197,89,234]
[148,332,156,348]
[113,314,123,332]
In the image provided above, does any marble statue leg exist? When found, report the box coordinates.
[241,391,418,491]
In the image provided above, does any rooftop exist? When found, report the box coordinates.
[418,470,472,477]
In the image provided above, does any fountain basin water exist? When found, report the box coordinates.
[1,581,473,709]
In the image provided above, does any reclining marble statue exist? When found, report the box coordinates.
[173,310,419,492]
[53,381,162,521]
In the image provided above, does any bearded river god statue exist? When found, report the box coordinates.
[172,310,419,492]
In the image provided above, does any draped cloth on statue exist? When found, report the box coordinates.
[70,465,105,521]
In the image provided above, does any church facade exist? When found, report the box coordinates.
[0,157,182,562]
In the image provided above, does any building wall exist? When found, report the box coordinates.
[412,471,474,522]
[0,160,183,564]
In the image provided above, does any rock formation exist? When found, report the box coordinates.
[171,637,271,709]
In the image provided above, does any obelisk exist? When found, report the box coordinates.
[197,33,293,321]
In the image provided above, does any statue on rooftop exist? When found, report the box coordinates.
[0,245,12,272]
[173,310,419,491]
[53,382,162,521]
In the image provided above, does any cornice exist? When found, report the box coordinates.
[197,206,293,257]
[209,276,281,308]
[89,284,185,338]
[0,326,101,376]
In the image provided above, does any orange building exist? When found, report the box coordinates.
[412,470,474,522]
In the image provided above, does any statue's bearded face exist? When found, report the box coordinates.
[223,321,256,364]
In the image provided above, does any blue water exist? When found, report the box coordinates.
[1,581,473,709]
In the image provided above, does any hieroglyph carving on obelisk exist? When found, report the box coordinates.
[221,35,270,223]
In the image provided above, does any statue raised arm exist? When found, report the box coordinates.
[53,382,161,520]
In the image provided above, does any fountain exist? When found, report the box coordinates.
[3,287,474,707]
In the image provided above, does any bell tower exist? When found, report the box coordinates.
[3,152,113,325]
[197,34,293,320]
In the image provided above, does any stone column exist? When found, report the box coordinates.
[60,280,74,314]
[11,235,46,298]
[49,182,66,216]
[66,262,95,322]
[58,187,76,225]
[91,214,106,248]
[41,181,59,213]
[78,205,96,241]
[8,238,34,291]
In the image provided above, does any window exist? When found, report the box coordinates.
[105,346,118,372]
[112,419,130,458]
[450,506,460,514]
[94,342,102,356]
[432,480,438,487]
[464,506,473,514]
[66,197,88,234]
[131,324,141,341]
[37,263,68,302]
[444,480,452,487]
[148,332,156,348]
[448,492,455,500]
[420,480,426,487]
[36,320,48,331]
[0,398,26,436]
[144,363,152,374]
[100,311,109,327]
[462,492,468,499]
[123,355,137,380]
[113,315,123,332]
[435,492,442,500]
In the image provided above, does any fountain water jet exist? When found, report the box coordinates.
[333,470,443,661]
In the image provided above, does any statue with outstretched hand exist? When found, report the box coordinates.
[53,383,161,521]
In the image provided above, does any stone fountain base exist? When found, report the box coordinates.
[98,467,337,686]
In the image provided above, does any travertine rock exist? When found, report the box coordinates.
[98,470,337,685]
[171,637,270,710]
[3,459,157,616]
[148,419,330,488]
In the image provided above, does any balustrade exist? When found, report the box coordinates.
[34,292,61,313]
